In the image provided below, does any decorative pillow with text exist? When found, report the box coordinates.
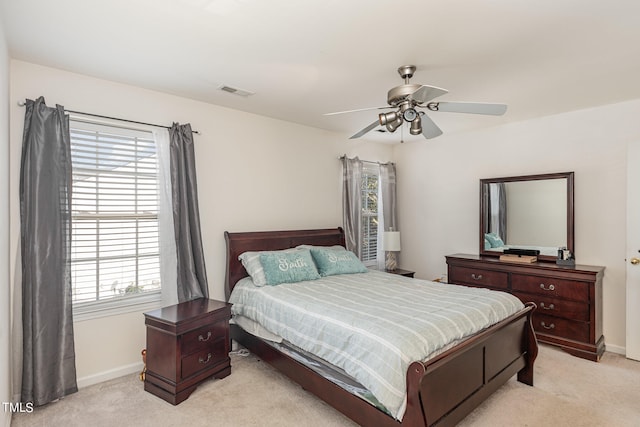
[239,248,300,286]
[310,247,368,277]
[259,249,321,285]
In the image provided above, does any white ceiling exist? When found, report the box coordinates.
[2,0,640,143]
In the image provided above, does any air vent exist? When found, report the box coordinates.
[218,85,254,97]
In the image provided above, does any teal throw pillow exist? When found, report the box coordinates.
[259,249,321,285]
[310,248,368,277]
[485,232,505,248]
[239,248,300,286]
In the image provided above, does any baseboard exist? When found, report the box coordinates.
[605,343,625,356]
[76,361,144,389]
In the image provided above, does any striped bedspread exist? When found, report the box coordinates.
[229,269,524,420]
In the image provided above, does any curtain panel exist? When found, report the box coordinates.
[168,123,209,302]
[19,96,77,406]
[488,182,508,242]
[498,183,508,243]
[153,128,179,307]
[341,156,363,257]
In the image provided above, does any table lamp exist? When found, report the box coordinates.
[383,231,401,271]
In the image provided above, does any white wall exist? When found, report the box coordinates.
[0,18,11,427]
[394,99,640,353]
[8,60,393,385]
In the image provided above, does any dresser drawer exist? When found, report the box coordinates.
[512,292,589,321]
[512,274,589,301]
[449,266,509,289]
[181,338,227,379]
[181,321,228,353]
[532,313,589,343]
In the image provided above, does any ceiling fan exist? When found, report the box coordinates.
[325,65,507,140]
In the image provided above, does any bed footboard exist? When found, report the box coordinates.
[403,302,537,427]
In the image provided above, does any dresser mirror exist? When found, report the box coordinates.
[480,172,574,262]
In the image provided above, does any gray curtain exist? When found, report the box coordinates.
[341,156,363,257]
[488,182,508,242]
[498,183,508,242]
[19,96,77,406]
[169,123,209,302]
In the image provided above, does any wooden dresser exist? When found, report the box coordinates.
[446,254,605,361]
[144,298,232,404]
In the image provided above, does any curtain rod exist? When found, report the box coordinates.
[17,100,200,134]
[338,155,394,166]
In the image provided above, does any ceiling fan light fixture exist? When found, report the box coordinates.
[409,115,422,135]
[402,107,418,122]
[386,115,403,133]
[378,111,397,126]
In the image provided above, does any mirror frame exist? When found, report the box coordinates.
[479,171,574,263]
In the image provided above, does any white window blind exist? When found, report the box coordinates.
[70,120,162,311]
[361,163,379,265]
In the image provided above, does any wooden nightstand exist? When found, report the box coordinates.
[383,268,415,278]
[144,298,232,404]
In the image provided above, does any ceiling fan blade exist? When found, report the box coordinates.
[409,85,448,104]
[324,106,389,116]
[431,102,507,116]
[420,113,443,139]
[349,120,380,139]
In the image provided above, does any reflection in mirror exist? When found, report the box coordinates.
[480,172,574,262]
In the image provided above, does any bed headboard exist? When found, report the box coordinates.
[224,227,345,300]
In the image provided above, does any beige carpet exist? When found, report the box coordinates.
[11,345,640,427]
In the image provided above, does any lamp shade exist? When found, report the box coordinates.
[383,231,401,251]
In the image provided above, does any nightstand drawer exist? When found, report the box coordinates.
[181,321,227,353]
[449,266,508,289]
[512,274,588,301]
[181,338,227,379]
[512,292,589,321]
[532,313,589,343]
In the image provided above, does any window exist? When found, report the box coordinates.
[70,120,162,317]
[360,163,379,265]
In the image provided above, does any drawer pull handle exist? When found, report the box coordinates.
[199,353,212,364]
[471,273,483,280]
[540,302,555,310]
[540,321,555,330]
[539,283,555,291]
[198,331,212,342]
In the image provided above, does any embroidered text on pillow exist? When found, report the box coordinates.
[278,257,309,271]
[327,252,353,263]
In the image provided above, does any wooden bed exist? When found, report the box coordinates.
[225,227,538,427]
